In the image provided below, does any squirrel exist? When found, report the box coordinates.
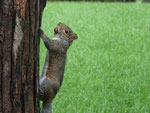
[39,22,78,113]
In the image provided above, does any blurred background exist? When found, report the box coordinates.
[47,0,150,2]
[40,0,150,113]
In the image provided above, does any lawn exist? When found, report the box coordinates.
[40,2,150,113]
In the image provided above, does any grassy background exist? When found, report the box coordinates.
[40,2,150,113]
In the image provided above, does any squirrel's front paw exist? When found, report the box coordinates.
[40,27,44,34]
[40,27,46,38]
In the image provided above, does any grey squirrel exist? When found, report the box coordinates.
[39,22,78,113]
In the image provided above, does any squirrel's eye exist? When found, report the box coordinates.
[65,30,68,34]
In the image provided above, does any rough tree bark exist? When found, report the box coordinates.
[0,0,46,112]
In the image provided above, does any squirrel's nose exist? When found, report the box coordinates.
[54,27,58,34]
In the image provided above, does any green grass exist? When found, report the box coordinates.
[40,2,150,113]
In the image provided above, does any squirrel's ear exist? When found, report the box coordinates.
[70,33,78,40]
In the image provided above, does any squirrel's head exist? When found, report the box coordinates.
[54,22,78,43]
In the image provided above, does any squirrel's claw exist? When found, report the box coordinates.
[39,27,46,38]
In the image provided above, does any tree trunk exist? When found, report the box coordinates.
[0,0,46,112]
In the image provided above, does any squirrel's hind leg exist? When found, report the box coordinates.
[42,100,52,113]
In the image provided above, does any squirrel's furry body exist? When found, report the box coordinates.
[39,22,78,113]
